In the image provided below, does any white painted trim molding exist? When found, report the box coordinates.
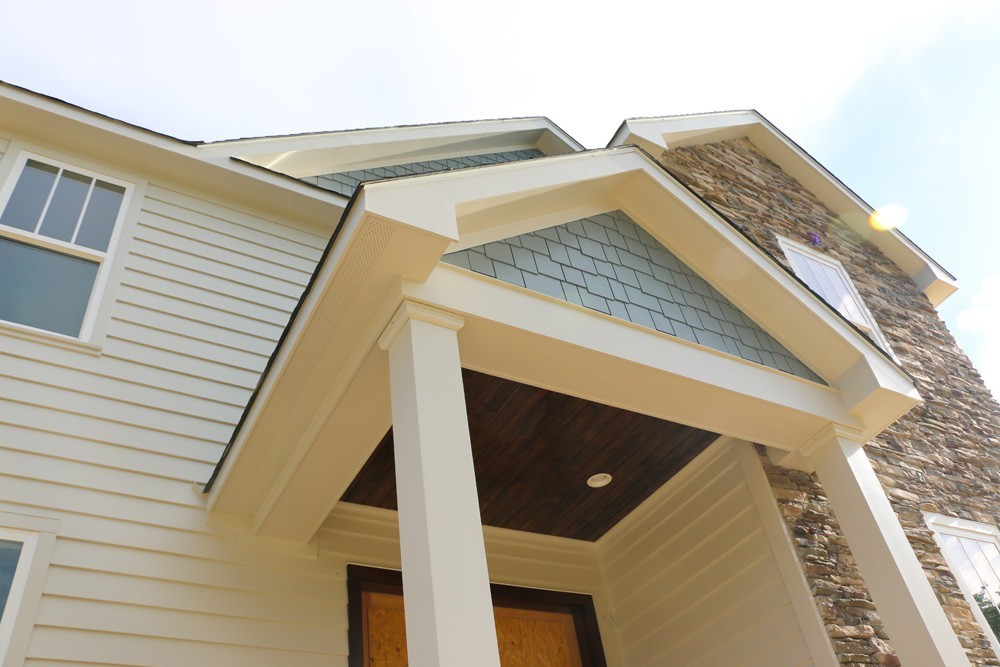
[924,512,1000,659]
[0,511,59,667]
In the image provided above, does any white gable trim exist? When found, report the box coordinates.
[207,145,920,544]
[199,117,583,178]
[611,112,958,307]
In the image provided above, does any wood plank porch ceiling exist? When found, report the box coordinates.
[342,369,719,541]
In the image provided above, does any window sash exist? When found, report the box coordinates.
[926,513,1000,656]
[0,151,131,341]
[0,529,37,656]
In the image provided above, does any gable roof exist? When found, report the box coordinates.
[198,117,583,179]
[610,111,958,307]
[205,144,920,542]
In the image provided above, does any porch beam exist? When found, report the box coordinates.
[806,428,968,667]
[378,300,501,667]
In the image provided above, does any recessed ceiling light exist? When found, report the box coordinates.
[587,473,613,488]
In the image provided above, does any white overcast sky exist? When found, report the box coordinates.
[2,0,998,395]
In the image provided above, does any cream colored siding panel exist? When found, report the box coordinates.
[30,512,335,573]
[42,567,341,626]
[0,398,222,462]
[134,221,312,287]
[106,320,270,373]
[742,632,813,667]
[688,606,804,667]
[145,185,328,253]
[616,530,771,644]
[27,628,346,667]
[600,442,818,667]
[127,235,306,299]
[0,449,202,506]
[600,459,746,574]
[51,540,342,598]
[34,596,343,654]
[0,424,211,481]
[0,333,253,406]
[116,285,285,342]
[650,576,792,661]
[0,353,243,424]
[0,373,234,442]
[0,476,211,529]
[102,337,263,389]
[120,268,293,327]
[112,302,278,358]
[139,209,320,275]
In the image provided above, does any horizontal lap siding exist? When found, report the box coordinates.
[599,445,814,667]
[0,180,355,663]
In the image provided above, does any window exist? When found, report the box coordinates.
[925,513,1000,655]
[777,236,892,351]
[0,153,130,340]
[0,513,58,664]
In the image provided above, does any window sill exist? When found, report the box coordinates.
[0,320,102,356]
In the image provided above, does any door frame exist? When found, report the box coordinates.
[347,564,608,667]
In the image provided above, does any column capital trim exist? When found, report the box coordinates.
[378,299,465,351]
[799,423,865,458]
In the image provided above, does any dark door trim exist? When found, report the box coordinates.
[347,564,608,667]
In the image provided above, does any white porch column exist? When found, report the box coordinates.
[377,300,501,667]
[805,426,968,667]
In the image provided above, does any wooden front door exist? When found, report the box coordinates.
[363,590,584,666]
[349,566,606,667]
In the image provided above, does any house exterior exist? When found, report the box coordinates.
[0,80,998,667]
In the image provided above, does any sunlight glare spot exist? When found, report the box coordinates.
[870,204,908,231]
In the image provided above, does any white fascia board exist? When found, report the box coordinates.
[612,114,958,307]
[199,117,584,178]
[0,83,348,231]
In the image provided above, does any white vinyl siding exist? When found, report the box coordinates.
[599,441,827,667]
[0,176,340,664]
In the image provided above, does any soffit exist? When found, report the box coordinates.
[343,369,719,541]
[610,112,957,307]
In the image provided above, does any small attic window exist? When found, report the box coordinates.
[777,236,892,352]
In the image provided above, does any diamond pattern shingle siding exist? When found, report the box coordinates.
[443,210,822,383]
[300,149,545,196]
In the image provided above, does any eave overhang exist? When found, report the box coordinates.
[0,81,347,232]
[198,117,583,178]
[205,146,920,544]
[610,112,958,308]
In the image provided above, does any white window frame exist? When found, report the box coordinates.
[0,149,135,345]
[0,513,58,667]
[776,235,893,354]
[924,512,1000,659]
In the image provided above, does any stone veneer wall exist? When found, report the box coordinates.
[660,139,1000,666]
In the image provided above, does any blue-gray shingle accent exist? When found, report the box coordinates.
[443,210,824,383]
[300,149,545,197]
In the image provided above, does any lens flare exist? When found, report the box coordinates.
[870,204,908,231]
